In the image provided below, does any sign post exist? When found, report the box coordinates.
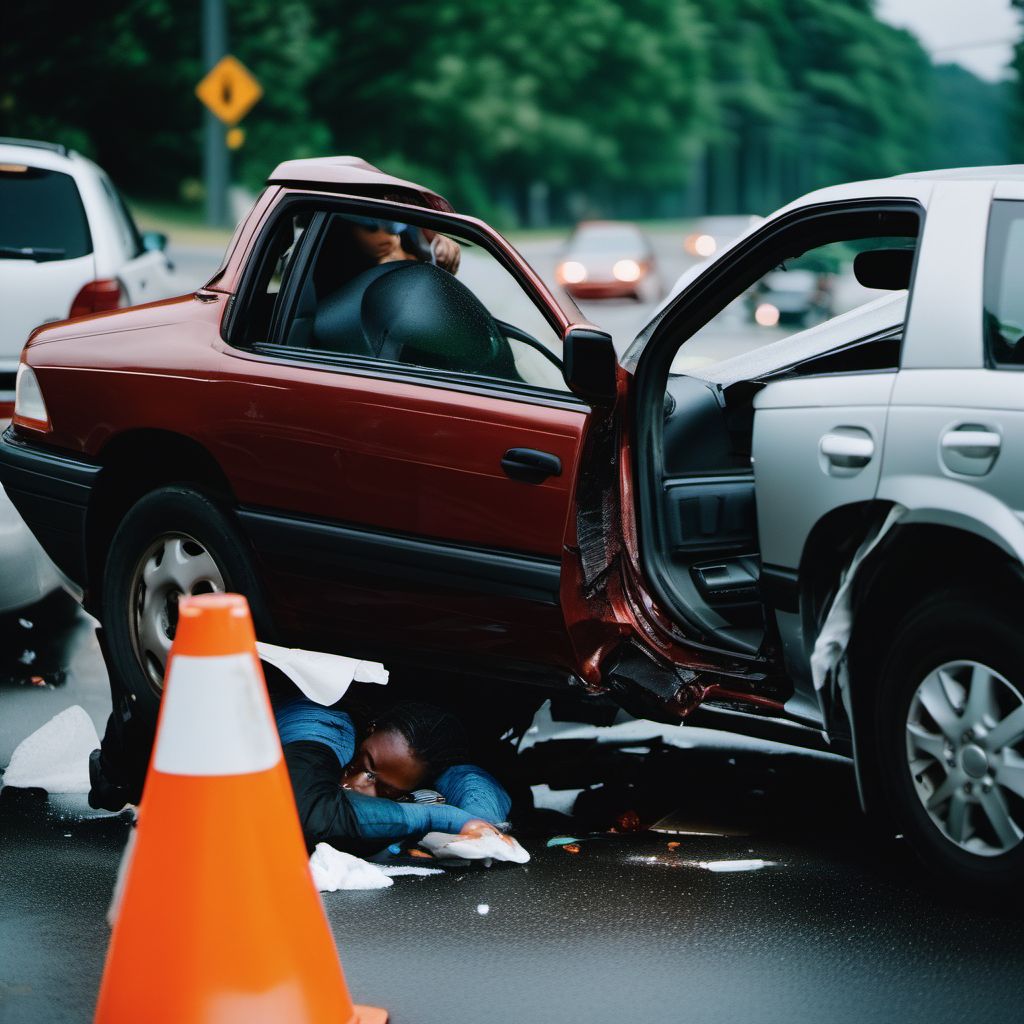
[196,0,262,228]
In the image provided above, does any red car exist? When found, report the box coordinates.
[0,157,799,748]
[556,220,662,302]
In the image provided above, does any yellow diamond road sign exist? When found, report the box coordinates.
[195,55,262,126]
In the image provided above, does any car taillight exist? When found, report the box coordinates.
[69,278,121,319]
[13,363,50,432]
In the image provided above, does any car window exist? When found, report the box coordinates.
[268,210,567,393]
[236,210,311,347]
[99,174,144,258]
[984,200,1024,366]
[0,164,91,260]
[669,226,918,378]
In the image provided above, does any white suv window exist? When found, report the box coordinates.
[0,164,91,260]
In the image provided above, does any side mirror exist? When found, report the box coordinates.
[853,248,913,290]
[141,230,168,253]
[563,327,617,405]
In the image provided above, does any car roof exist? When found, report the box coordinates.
[266,155,452,211]
[894,165,1024,182]
[0,138,83,174]
[0,137,70,157]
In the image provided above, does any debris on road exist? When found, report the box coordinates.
[311,843,395,891]
[2,704,99,793]
[697,859,775,873]
[545,835,579,847]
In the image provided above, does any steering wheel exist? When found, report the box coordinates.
[495,319,564,370]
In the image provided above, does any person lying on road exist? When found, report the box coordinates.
[274,694,517,856]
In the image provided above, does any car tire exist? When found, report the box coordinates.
[100,485,271,723]
[875,589,1024,892]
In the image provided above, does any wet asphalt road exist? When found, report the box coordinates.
[4,606,1024,1024]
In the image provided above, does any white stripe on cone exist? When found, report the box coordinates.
[153,654,282,776]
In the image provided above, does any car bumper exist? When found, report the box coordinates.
[564,279,639,300]
[0,427,100,590]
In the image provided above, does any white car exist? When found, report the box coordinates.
[0,137,177,613]
[0,137,177,410]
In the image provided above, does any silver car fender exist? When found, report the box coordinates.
[876,474,1024,565]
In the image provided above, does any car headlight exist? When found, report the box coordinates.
[13,363,50,431]
[558,260,587,284]
[685,233,716,258]
[754,303,780,327]
[613,259,642,283]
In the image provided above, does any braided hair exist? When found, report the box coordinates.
[371,701,470,780]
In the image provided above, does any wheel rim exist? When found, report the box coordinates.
[906,659,1024,857]
[127,532,226,693]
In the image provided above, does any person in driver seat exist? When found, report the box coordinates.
[348,216,462,273]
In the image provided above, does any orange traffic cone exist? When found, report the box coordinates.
[95,593,386,1024]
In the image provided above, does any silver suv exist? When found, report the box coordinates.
[623,167,1024,891]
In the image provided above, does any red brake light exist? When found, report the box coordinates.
[69,278,122,319]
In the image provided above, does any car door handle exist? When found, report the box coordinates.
[820,432,874,468]
[941,429,1001,458]
[501,448,562,484]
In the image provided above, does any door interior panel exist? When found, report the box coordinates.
[652,376,765,653]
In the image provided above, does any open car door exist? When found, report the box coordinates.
[559,194,929,737]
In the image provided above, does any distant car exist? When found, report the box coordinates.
[683,215,762,260]
[747,267,836,328]
[556,221,661,301]
[0,137,177,414]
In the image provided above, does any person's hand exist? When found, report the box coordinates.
[459,819,509,843]
[418,820,530,864]
[432,234,461,274]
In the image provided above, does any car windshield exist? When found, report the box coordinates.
[0,165,91,260]
[571,225,644,253]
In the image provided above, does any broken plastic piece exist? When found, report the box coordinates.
[617,810,642,832]
[697,858,774,873]
[546,835,579,848]
[667,841,681,850]
[562,844,581,854]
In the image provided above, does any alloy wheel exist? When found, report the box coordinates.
[127,532,226,692]
[905,659,1024,857]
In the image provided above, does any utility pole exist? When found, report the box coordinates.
[202,0,229,227]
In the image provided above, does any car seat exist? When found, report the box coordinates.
[313,261,522,382]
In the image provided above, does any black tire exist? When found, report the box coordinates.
[100,485,272,723]
[875,589,1024,893]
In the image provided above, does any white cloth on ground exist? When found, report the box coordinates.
[419,830,530,864]
[2,705,100,793]
[256,642,388,706]
[309,843,394,891]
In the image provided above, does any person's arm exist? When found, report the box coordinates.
[433,764,512,825]
[283,740,363,853]
[283,740,478,853]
